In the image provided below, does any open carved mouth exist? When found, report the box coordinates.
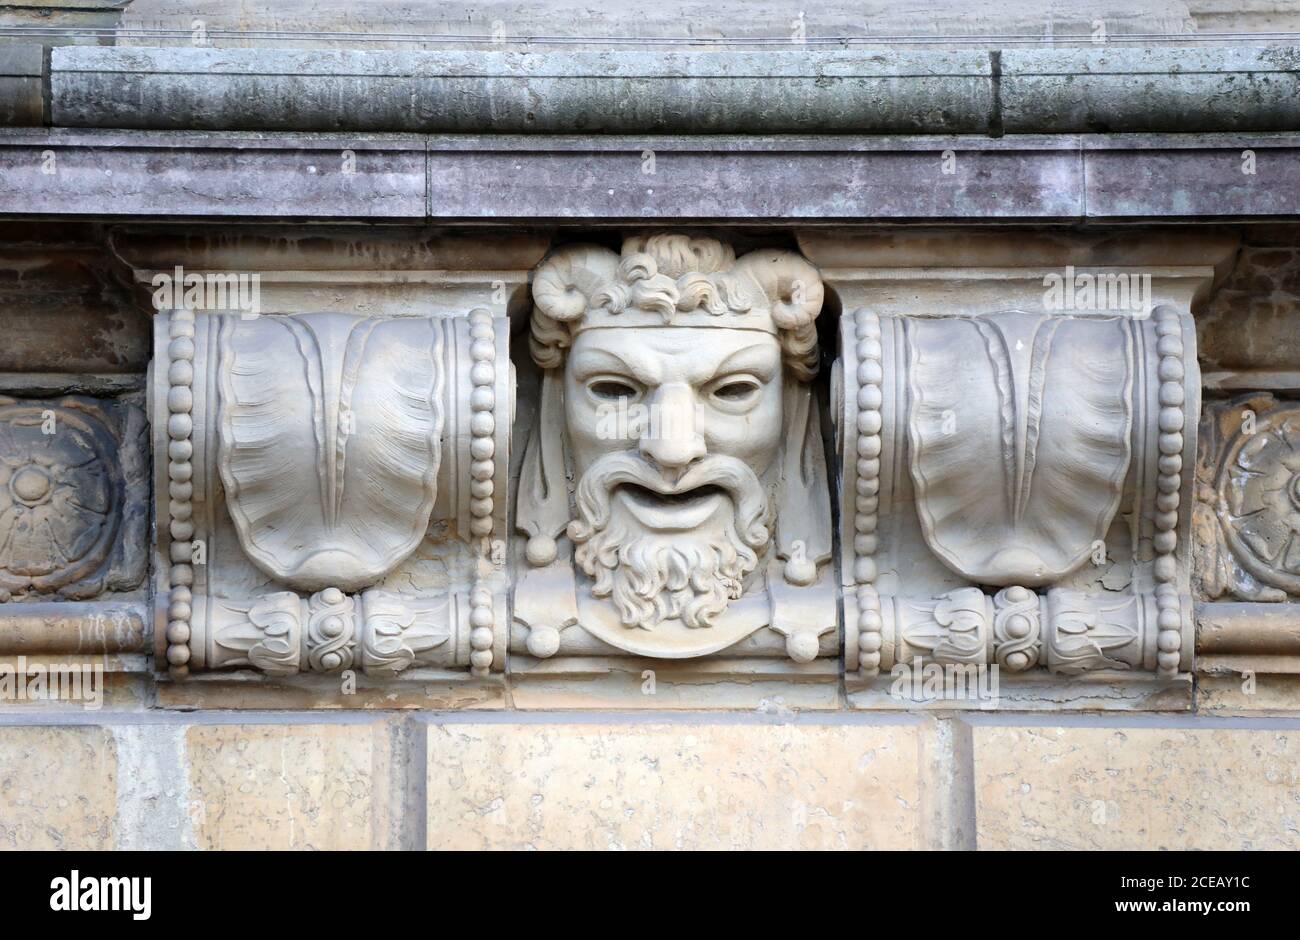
[620,482,726,507]
[615,482,728,530]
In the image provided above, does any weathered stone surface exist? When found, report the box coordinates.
[0,235,150,374]
[0,725,116,849]
[1197,674,1300,715]
[156,673,507,710]
[0,603,147,654]
[427,137,1084,220]
[7,130,1300,222]
[46,44,1300,135]
[51,48,995,134]
[0,130,426,218]
[1003,47,1300,133]
[425,720,922,849]
[973,725,1300,849]
[0,46,42,127]
[1085,137,1300,218]
[185,723,395,849]
[1199,233,1300,374]
[111,0,1212,51]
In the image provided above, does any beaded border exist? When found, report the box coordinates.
[164,309,196,678]
[466,308,498,677]
[851,310,884,679]
[1152,306,1186,678]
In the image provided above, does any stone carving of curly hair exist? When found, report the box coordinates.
[530,234,824,381]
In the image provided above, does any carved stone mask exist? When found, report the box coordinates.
[564,328,782,629]
[521,234,830,638]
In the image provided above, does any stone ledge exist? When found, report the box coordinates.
[3,129,1300,220]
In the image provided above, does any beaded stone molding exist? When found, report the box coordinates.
[839,305,1198,696]
[150,308,509,680]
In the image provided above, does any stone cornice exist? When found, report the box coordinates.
[2,129,1300,220]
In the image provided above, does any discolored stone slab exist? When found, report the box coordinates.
[425,720,922,850]
[0,725,116,849]
[973,725,1300,850]
[185,723,397,850]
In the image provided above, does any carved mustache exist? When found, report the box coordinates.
[568,451,771,550]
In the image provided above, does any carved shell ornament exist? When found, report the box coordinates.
[905,312,1134,586]
[217,312,444,593]
[1217,407,1300,594]
[0,403,119,597]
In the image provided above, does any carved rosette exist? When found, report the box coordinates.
[1216,404,1300,596]
[0,398,143,600]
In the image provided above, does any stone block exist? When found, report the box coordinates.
[973,725,1300,849]
[185,722,397,850]
[0,725,116,849]
[426,720,921,850]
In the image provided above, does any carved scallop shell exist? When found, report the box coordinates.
[905,312,1133,585]
[217,313,444,593]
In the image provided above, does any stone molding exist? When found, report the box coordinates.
[35,45,1300,135]
[6,130,1300,221]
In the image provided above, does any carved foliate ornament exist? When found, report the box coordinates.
[839,304,1197,684]
[513,234,836,664]
[153,306,509,679]
[1216,404,1300,596]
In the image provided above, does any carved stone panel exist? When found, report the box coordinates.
[0,395,147,602]
[839,306,1196,690]
[807,230,1232,708]
[152,306,510,681]
[1197,393,1300,601]
[508,234,838,697]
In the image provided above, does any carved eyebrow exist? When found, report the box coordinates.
[708,343,780,382]
[569,348,659,385]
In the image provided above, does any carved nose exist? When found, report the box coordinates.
[640,383,705,470]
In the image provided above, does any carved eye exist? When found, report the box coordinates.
[588,379,640,402]
[709,378,761,405]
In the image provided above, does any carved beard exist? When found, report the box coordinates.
[567,452,773,630]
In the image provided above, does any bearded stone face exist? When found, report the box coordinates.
[563,327,784,630]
